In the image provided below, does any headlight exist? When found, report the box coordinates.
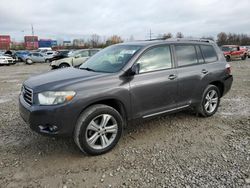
[38,91,76,105]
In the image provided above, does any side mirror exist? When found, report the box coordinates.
[128,63,140,76]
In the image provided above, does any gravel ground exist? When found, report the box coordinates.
[0,60,249,188]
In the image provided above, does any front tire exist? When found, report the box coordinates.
[59,63,70,68]
[26,59,33,65]
[74,104,123,155]
[197,85,220,117]
[45,59,50,63]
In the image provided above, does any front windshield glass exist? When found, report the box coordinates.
[221,47,232,52]
[80,45,142,73]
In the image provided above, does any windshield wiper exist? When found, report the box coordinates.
[79,67,96,72]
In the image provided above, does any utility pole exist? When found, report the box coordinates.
[31,24,34,49]
[147,29,153,41]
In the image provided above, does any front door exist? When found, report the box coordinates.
[73,51,89,66]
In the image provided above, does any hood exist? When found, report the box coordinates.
[0,55,13,59]
[24,67,107,93]
[57,57,72,63]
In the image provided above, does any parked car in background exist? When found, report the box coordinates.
[20,39,233,155]
[0,55,15,65]
[37,47,52,53]
[4,50,18,62]
[46,50,70,62]
[42,51,58,63]
[221,45,247,61]
[0,50,5,56]
[24,52,51,64]
[50,49,100,69]
[241,46,250,58]
[14,51,30,62]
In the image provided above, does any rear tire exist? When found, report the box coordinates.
[45,59,50,63]
[74,104,123,155]
[241,54,247,60]
[196,85,220,117]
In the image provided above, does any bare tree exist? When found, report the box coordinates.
[89,34,100,47]
[217,32,228,46]
[176,32,184,38]
[106,35,123,46]
[162,33,172,39]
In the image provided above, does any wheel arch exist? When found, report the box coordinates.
[78,98,128,126]
[59,62,70,67]
[209,81,224,97]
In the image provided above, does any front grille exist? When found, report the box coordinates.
[7,60,13,63]
[22,86,33,105]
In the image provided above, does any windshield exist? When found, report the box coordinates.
[80,45,142,73]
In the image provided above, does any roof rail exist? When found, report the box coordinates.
[166,38,215,43]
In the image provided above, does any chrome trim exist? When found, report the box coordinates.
[143,105,190,118]
[22,85,33,106]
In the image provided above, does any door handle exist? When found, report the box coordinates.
[202,69,208,74]
[168,74,177,80]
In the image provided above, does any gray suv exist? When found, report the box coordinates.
[19,39,233,155]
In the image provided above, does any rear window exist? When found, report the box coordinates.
[175,45,197,66]
[200,45,217,62]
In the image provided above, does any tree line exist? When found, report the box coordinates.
[10,31,250,50]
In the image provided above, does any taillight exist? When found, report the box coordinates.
[225,63,231,75]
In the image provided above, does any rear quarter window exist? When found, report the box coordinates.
[200,45,218,63]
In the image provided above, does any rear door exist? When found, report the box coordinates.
[31,53,40,62]
[129,45,178,119]
[174,44,207,107]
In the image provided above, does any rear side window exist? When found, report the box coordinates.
[175,45,197,66]
[200,45,217,62]
[137,45,172,73]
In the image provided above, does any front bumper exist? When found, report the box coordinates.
[19,94,77,136]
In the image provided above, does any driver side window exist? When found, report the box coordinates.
[137,45,172,73]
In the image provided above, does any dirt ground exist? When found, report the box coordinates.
[0,60,249,188]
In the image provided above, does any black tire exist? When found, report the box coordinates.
[241,54,247,60]
[26,59,33,65]
[74,104,123,155]
[196,85,220,117]
[45,59,50,63]
[59,63,70,68]
[226,56,231,62]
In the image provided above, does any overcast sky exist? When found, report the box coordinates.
[0,0,249,42]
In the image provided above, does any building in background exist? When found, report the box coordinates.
[73,39,85,47]
[63,41,72,47]
[0,35,11,50]
[38,39,58,48]
[24,36,38,50]
[51,40,57,47]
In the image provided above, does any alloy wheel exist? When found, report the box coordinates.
[204,90,218,113]
[85,114,118,150]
